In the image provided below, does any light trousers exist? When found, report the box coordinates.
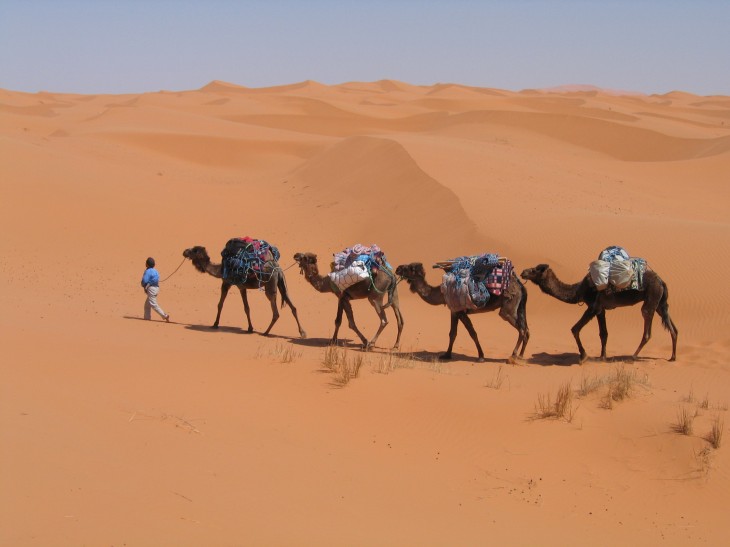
[144,285,167,319]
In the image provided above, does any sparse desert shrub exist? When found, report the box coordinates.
[255,342,301,363]
[373,351,417,374]
[595,365,650,409]
[485,366,507,390]
[533,381,575,422]
[322,344,347,372]
[322,345,367,387]
[673,405,695,436]
[707,414,724,449]
[578,374,607,397]
[699,393,710,410]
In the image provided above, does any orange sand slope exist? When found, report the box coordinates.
[1,81,729,545]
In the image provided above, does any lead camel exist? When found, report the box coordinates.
[183,245,306,338]
[520,263,677,362]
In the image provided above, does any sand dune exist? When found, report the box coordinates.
[2,80,729,546]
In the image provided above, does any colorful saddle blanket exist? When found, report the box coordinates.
[439,253,513,312]
[221,237,280,285]
[329,243,393,292]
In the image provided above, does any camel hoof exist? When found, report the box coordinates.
[669,356,676,362]
[438,353,452,361]
[507,355,524,365]
[300,331,307,339]
[579,354,589,364]
[211,325,219,329]
[476,357,486,363]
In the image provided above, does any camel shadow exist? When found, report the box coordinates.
[289,337,364,349]
[527,352,580,367]
[394,349,506,364]
[527,352,660,366]
[183,325,296,340]
[185,324,255,335]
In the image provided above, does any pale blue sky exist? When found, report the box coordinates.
[1,0,728,95]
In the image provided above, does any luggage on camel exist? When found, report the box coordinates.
[221,237,280,286]
[589,246,647,292]
[435,253,513,312]
[328,243,392,292]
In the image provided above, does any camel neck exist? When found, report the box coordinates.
[538,270,586,304]
[204,262,224,279]
[407,277,445,306]
[303,264,333,294]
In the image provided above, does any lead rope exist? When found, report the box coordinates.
[159,257,187,283]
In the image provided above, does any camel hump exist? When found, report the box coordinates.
[222,237,280,262]
[221,237,281,285]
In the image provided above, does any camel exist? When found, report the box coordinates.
[394,263,529,363]
[182,245,306,338]
[292,252,404,349]
[520,263,678,362]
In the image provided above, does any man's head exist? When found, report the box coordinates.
[146,257,155,268]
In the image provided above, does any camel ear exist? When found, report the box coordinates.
[536,264,548,273]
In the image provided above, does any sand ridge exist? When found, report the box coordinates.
[1,80,729,546]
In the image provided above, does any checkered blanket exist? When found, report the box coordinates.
[440,254,512,312]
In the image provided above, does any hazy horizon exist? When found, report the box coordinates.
[1,0,729,96]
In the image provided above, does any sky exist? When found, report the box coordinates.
[1,0,729,96]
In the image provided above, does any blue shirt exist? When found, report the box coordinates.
[141,268,160,287]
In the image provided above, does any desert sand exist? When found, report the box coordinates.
[1,80,729,546]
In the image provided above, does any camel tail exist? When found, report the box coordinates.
[658,282,677,334]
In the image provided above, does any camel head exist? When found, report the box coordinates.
[183,246,211,273]
[520,264,550,284]
[293,252,318,276]
[395,263,426,281]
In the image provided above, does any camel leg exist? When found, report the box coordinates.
[498,306,527,363]
[340,298,369,348]
[459,313,485,363]
[331,297,346,345]
[632,303,656,360]
[596,311,608,361]
[277,274,306,338]
[391,304,404,350]
[237,286,254,333]
[261,286,280,336]
[440,313,460,361]
[365,297,389,350]
[657,297,678,362]
[213,282,232,328]
[571,308,598,363]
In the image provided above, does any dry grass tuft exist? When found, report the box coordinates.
[578,374,607,397]
[699,393,710,410]
[594,365,650,409]
[255,342,301,363]
[322,345,367,387]
[533,381,575,422]
[706,414,724,449]
[373,351,418,374]
[673,405,695,436]
[485,366,508,390]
